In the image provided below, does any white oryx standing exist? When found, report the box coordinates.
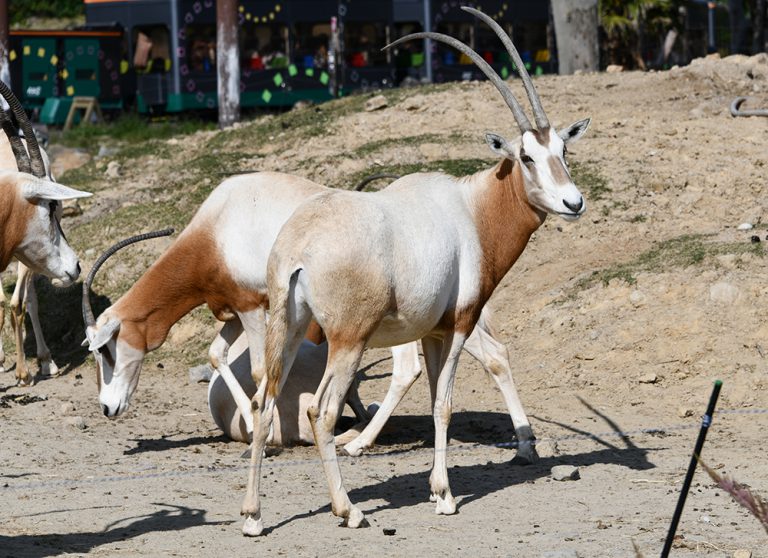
[242,7,591,535]
[0,83,91,385]
[0,91,62,385]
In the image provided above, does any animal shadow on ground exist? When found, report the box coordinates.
[0,503,230,558]
[17,277,112,377]
[263,397,660,532]
[124,434,230,455]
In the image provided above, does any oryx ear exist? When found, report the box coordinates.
[484,132,515,159]
[21,175,92,201]
[558,118,591,145]
[87,319,121,352]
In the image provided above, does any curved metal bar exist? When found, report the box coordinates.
[730,97,768,117]
[82,228,175,327]
[462,6,550,130]
[385,32,533,132]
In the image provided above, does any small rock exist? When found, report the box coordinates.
[364,95,388,112]
[85,248,96,257]
[709,282,740,305]
[551,465,580,481]
[401,95,426,111]
[536,439,559,459]
[189,364,213,384]
[60,402,76,415]
[751,235,761,244]
[96,145,119,159]
[382,528,396,536]
[733,549,752,558]
[629,290,646,308]
[105,160,121,179]
[66,416,87,430]
[606,64,624,73]
[639,373,658,384]
[737,222,754,231]
[678,407,695,418]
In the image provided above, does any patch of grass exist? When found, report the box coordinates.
[574,233,764,290]
[54,114,214,153]
[571,160,611,202]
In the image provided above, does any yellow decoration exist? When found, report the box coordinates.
[269,12,274,20]
[61,69,69,79]
[9,50,16,61]
[23,45,30,56]
[120,60,129,74]
[37,47,45,57]
[66,85,74,96]
[50,54,58,65]
[246,12,251,20]
[239,5,244,12]
[275,4,281,12]
[261,16,266,22]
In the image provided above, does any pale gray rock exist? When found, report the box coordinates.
[551,465,580,481]
[189,364,214,384]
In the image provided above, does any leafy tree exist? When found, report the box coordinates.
[10,0,83,26]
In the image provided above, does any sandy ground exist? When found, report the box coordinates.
[2,53,768,557]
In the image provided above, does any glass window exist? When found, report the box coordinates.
[294,22,331,70]
[133,25,171,73]
[241,22,289,70]
[185,24,216,73]
[344,22,388,67]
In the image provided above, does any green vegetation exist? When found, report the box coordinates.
[10,0,83,25]
[571,160,611,202]
[575,233,764,289]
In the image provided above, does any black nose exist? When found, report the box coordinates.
[563,197,584,213]
[102,404,110,417]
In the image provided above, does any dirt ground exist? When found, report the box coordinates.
[2,53,768,557]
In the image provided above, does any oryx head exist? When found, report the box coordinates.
[386,6,591,220]
[0,82,91,284]
[82,229,174,417]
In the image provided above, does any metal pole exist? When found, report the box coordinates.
[423,0,432,83]
[217,0,240,128]
[0,0,9,87]
[660,380,723,558]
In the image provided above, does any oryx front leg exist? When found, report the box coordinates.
[463,320,538,464]
[425,332,467,515]
[209,319,254,436]
[310,342,368,528]
[25,277,58,377]
[343,342,421,456]
[0,283,6,374]
[10,271,31,385]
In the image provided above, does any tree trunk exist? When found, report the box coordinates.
[217,0,240,129]
[551,0,599,74]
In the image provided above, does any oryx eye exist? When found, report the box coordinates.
[520,153,534,165]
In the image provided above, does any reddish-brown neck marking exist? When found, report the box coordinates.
[112,224,266,352]
[0,185,33,272]
[473,158,545,309]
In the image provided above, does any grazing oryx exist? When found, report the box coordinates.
[730,97,768,117]
[242,7,591,536]
[0,82,91,385]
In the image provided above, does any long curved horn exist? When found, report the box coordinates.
[462,6,550,130]
[82,228,175,327]
[353,173,401,192]
[730,97,768,117]
[0,108,32,174]
[0,81,46,177]
[385,32,533,132]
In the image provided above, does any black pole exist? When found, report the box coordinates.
[660,379,723,558]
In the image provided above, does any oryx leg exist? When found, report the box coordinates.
[343,342,421,456]
[242,300,311,536]
[25,274,58,377]
[10,267,32,385]
[462,311,538,464]
[0,279,6,374]
[425,331,467,515]
[209,318,254,436]
[309,340,368,528]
